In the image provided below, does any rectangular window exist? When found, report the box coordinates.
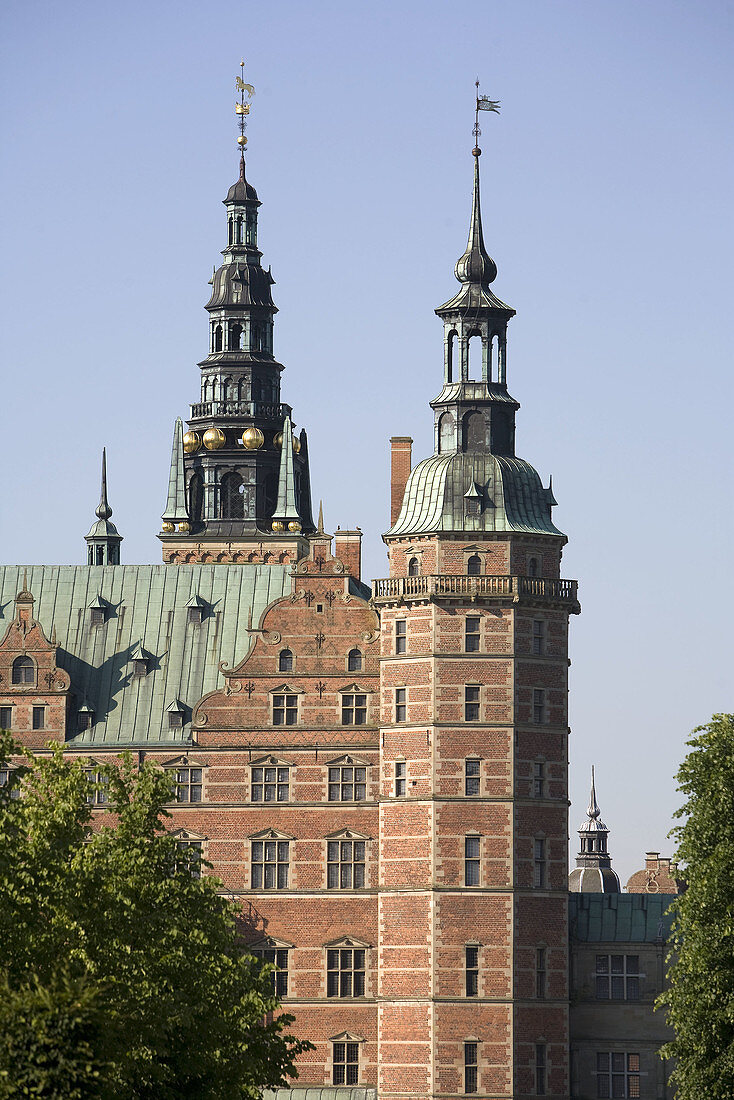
[395,619,407,654]
[533,761,545,798]
[272,693,298,726]
[32,706,45,731]
[533,689,545,724]
[251,765,289,803]
[536,947,546,999]
[595,955,640,1001]
[174,767,203,803]
[465,758,480,796]
[327,839,366,889]
[0,707,12,729]
[327,948,366,998]
[465,615,480,653]
[395,761,406,797]
[596,1052,640,1098]
[333,1041,360,1085]
[532,619,545,655]
[464,1042,478,1095]
[89,607,105,627]
[253,946,289,998]
[0,767,20,800]
[536,1043,547,1095]
[341,693,368,726]
[534,839,546,888]
[465,685,480,722]
[329,764,366,802]
[395,687,406,723]
[465,836,480,886]
[84,768,109,806]
[465,945,479,997]
[175,839,203,879]
[251,840,290,889]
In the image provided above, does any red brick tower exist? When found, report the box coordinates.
[374,126,580,1099]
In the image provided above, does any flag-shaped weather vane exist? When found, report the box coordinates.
[235,60,255,153]
[473,79,500,154]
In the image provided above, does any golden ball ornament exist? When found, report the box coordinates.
[242,426,264,450]
[237,135,248,146]
[161,521,175,534]
[203,427,226,451]
[178,521,191,534]
[271,520,285,532]
[292,434,301,454]
[183,430,201,454]
[274,432,283,449]
[287,520,302,533]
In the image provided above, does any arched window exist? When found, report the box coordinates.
[407,557,419,577]
[96,547,104,565]
[251,324,261,352]
[447,330,458,382]
[279,649,293,672]
[230,322,243,350]
[188,473,203,525]
[347,648,363,672]
[214,325,223,353]
[528,557,539,578]
[467,554,481,576]
[12,656,35,685]
[228,218,234,246]
[236,215,243,244]
[467,332,482,381]
[463,411,488,453]
[220,471,245,519]
[221,377,231,402]
[439,411,456,454]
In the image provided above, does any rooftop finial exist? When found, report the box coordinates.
[235,59,255,162]
[96,448,112,522]
[587,764,601,820]
[318,500,324,534]
[454,86,499,288]
[473,79,501,157]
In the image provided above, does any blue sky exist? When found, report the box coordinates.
[2,0,733,882]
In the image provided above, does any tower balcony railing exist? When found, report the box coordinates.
[190,400,289,421]
[371,574,579,606]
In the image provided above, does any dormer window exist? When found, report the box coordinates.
[130,645,149,679]
[186,596,205,625]
[88,596,107,627]
[77,704,95,733]
[166,700,186,731]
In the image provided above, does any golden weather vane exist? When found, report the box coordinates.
[473,78,500,151]
[235,59,255,152]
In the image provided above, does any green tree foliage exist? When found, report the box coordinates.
[0,731,311,1100]
[658,713,734,1097]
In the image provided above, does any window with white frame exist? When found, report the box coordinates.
[595,1052,640,1098]
[595,955,640,1001]
[327,837,366,889]
[328,761,366,802]
[171,763,203,803]
[327,948,366,998]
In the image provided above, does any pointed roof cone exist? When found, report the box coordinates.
[454,151,497,287]
[587,765,601,820]
[161,418,189,525]
[85,449,122,551]
[569,766,620,894]
[96,448,112,521]
[271,416,300,526]
[317,500,324,534]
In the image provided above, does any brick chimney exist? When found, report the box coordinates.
[334,528,362,580]
[390,437,412,527]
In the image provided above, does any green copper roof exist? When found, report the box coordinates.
[0,564,290,748]
[161,418,188,524]
[569,894,675,944]
[387,452,563,538]
[272,414,299,522]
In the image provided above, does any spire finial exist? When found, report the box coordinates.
[235,59,255,159]
[318,500,324,534]
[453,89,498,288]
[473,80,500,157]
[587,765,601,820]
[96,448,112,522]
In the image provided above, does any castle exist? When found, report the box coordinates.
[0,81,677,1100]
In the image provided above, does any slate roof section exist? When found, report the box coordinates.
[0,564,290,748]
[569,894,676,944]
[387,452,563,538]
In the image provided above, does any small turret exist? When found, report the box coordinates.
[85,449,122,565]
[568,767,621,894]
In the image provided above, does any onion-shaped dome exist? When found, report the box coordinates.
[225,155,259,204]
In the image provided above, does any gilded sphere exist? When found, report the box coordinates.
[178,521,191,534]
[271,520,285,532]
[203,427,226,451]
[242,426,265,450]
[237,135,248,146]
[183,430,201,454]
[287,520,302,533]
[292,434,301,454]
[273,432,283,449]
[161,521,175,534]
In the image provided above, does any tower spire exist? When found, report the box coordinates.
[568,767,620,893]
[85,449,122,565]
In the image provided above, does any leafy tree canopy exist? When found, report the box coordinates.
[659,713,734,1098]
[0,731,311,1100]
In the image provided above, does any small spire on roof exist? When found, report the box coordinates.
[318,500,324,534]
[587,765,600,820]
[96,448,113,522]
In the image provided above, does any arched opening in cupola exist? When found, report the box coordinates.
[220,472,245,519]
[188,473,203,525]
[467,331,483,381]
[438,411,456,454]
[447,330,458,383]
[214,325,223,353]
[230,322,243,350]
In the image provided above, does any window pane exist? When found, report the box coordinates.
[465,837,480,858]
